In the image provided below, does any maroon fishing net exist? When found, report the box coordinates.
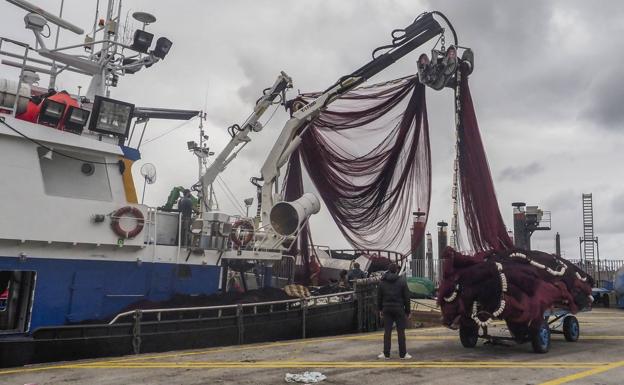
[284,64,592,331]
[436,64,592,334]
[438,247,594,338]
[283,75,432,261]
[457,63,513,252]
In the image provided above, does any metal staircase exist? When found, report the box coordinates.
[581,193,596,264]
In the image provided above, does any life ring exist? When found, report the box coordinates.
[230,220,254,247]
[111,206,145,239]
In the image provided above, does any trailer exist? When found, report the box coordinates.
[458,308,584,354]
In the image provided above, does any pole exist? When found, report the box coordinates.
[49,0,64,90]
[141,176,147,204]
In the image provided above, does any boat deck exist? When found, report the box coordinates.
[1,307,623,385]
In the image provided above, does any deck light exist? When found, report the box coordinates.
[88,95,135,138]
[131,29,154,53]
[38,98,65,127]
[152,37,172,59]
[64,106,90,134]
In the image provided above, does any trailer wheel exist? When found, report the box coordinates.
[563,316,579,342]
[459,324,479,348]
[531,320,551,353]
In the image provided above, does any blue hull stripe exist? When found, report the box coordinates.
[0,257,221,331]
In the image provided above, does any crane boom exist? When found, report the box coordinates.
[198,72,292,212]
[258,12,445,235]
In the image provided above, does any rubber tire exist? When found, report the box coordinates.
[531,320,551,353]
[459,324,479,348]
[602,294,610,308]
[563,316,580,342]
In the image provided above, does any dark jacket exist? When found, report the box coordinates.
[348,268,367,281]
[178,197,193,219]
[377,272,411,314]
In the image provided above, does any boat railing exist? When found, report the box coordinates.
[108,290,356,325]
[0,37,33,117]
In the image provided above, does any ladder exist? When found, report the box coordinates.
[581,193,595,263]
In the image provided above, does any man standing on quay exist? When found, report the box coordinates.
[377,263,412,359]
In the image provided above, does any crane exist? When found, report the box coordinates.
[256,12,459,250]
[196,72,292,212]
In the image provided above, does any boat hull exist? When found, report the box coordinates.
[0,296,365,367]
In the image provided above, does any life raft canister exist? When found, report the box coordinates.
[230,220,254,247]
[111,206,145,239]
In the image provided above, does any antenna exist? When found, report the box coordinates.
[132,11,156,30]
[140,163,157,204]
[6,0,84,34]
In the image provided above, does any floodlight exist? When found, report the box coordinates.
[38,98,65,127]
[152,37,172,59]
[88,95,135,137]
[64,106,90,134]
[131,29,154,53]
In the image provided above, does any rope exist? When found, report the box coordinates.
[142,116,197,146]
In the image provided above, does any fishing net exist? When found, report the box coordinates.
[457,62,513,252]
[438,248,594,337]
[437,64,593,332]
[283,75,431,256]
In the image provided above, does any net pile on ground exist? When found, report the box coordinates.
[283,75,432,282]
[438,248,594,339]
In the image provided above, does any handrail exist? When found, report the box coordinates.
[108,290,356,325]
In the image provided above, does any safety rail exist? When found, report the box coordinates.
[410,257,443,286]
[108,290,356,325]
[568,259,624,287]
[0,37,32,117]
[329,249,406,263]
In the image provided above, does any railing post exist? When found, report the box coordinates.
[237,304,244,345]
[355,281,363,332]
[132,310,142,354]
[302,300,308,339]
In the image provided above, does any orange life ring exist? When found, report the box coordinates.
[111,206,145,239]
[230,220,254,247]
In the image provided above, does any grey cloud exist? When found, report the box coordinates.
[498,162,544,182]
[2,0,624,256]
[582,71,624,130]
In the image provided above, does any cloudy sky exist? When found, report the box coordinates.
[1,0,623,259]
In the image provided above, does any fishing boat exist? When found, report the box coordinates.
[0,0,464,367]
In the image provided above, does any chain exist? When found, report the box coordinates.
[450,64,462,250]
[440,32,446,52]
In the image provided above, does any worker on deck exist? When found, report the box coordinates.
[178,189,194,247]
[377,263,412,360]
[337,270,349,289]
[348,262,367,281]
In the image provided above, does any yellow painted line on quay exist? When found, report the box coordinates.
[539,360,624,385]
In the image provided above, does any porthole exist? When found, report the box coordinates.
[81,162,95,176]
